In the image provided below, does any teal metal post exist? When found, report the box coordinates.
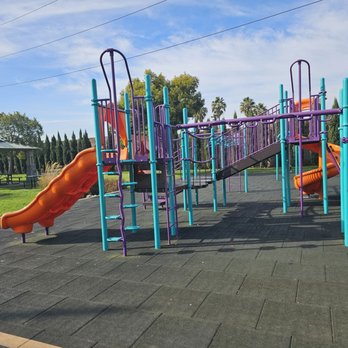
[320,78,328,214]
[279,84,288,213]
[193,128,199,206]
[183,108,193,225]
[91,79,108,251]
[220,124,227,206]
[243,126,248,193]
[294,145,299,175]
[163,87,177,236]
[124,92,137,228]
[275,154,279,181]
[342,79,348,246]
[144,74,161,249]
[211,127,218,211]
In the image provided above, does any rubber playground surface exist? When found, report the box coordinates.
[0,173,347,348]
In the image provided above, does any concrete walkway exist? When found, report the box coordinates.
[0,173,347,347]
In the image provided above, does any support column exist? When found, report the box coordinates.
[320,78,328,214]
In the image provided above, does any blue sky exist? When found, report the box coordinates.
[0,0,347,138]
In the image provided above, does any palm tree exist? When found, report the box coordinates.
[211,97,227,121]
[240,97,255,117]
[193,106,208,123]
[253,103,267,116]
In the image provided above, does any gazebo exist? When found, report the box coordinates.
[0,139,39,185]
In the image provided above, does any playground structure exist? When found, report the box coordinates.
[1,49,348,257]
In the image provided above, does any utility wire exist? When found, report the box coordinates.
[0,0,323,88]
[0,0,167,59]
[0,0,59,26]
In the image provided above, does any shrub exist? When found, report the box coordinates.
[38,162,62,189]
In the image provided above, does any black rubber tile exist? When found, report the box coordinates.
[103,262,159,281]
[146,250,194,267]
[325,264,348,284]
[35,256,90,273]
[187,270,244,294]
[225,257,276,276]
[332,307,348,345]
[273,262,325,281]
[92,280,159,307]
[74,307,159,347]
[210,323,290,348]
[0,268,42,288]
[297,281,348,307]
[291,336,341,348]
[26,298,108,335]
[140,286,208,317]
[0,319,42,341]
[0,287,25,305]
[15,272,78,293]
[238,276,297,302]
[301,250,348,266]
[8,253,60,269]
[0,265,16,275]
[0,252,31,265]
[32,328,97,348]
[133,314,219,348]
[68,258,124,276]
[194,293,264,328]
[50,275,117,300]
[52,243,98,258]
[257,247,301,263]
[257,300,332,342]
[217,245,260,260]
[181,253,232,271]
[143,266,199,287]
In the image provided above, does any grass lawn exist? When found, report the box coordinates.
[0,186,40,216]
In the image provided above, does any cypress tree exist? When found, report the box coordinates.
[70,131,78,158]
[82,130,92,149]
[328,98,340,145]
[56,132,64,166]
[37,137,45,171]
[50,135,57,163]
[0,155,4,174]
[77,129,83,152]
[63,134,72,164]
[44,135,51,165]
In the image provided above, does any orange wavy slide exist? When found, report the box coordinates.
[293,142,340,199]
[1,108,128,236]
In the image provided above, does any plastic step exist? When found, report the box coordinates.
[104,192,120,198]
[105,215,121,220]
[103,171,119,175]
[123,204,139,209]
[125,225,140,231]
[121,159,137,163]
[102,149,118,153]
[107,236,123,242]
[121,181,137,186]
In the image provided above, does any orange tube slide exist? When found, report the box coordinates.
[293,142,340,198]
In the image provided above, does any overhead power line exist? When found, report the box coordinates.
[0,0,323,88]
[0,0,59,26]
[0,0,167,59]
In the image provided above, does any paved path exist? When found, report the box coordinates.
[0,173,347,347]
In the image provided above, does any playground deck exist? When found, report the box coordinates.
[0,173,346,348]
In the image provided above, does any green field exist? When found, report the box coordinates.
[0,186,40,216]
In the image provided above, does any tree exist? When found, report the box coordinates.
[50,135,57,163]
[211,97,227,121]
[70,131,78,159]
[44,135,51,164]
[233,111,238,119]
[63,134,72,164]
[82,130,92,149]
[253,103,267,116]
[240,97,256,117]
[193,106,208,123]
[77,129,83,152]
[0,111,43,145]
[328,98,340,145]
[56,133,64,165]
[169,73,205,125]
[36,137,45,172]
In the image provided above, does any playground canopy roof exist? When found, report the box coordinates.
[0,139,39,151]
